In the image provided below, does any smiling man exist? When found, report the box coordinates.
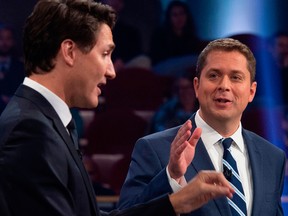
[118,38,286,216]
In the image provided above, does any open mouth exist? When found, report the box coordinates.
[215,98,231,103]
[97,82,106,89]
[96,83,105,94]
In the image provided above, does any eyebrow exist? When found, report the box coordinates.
[208,68,245,74]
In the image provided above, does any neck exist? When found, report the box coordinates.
[29,72,66,103]
[199,110,240,137]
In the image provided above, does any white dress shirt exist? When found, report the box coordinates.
[167,110,253,215]
[23,77,72,127]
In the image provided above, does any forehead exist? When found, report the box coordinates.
[96,24,114,47]
[204,50,249,73]
[206,50,247,63]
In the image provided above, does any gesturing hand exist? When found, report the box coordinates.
[169,171,234,214]
[168,120,202,182]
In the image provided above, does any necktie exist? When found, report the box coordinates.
[67,119,82,159]
[222,138,247,216]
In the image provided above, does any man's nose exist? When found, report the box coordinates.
[218,76,231,91]
[107,59,116,80]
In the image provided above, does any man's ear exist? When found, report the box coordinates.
[193,77,199,98]
[61,39,76,66]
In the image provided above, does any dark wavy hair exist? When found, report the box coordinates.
[23,0,116,76]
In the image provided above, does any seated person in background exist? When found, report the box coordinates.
[149,69,198,133]
[267,31,288,105]
[118,38,286,216]
[101,0,150,72]
[0,23,24,113]
[149,0,202,66]
[267,31,288,70]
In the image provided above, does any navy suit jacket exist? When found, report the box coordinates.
[0,85,176,216]
[118,114,286,216]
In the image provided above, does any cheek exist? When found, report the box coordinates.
[76,71,97,93]
[195,85,208,100]
[248,92,255,102]
[236,87,254,103]
[198,85,211,97]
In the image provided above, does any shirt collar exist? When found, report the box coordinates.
[23,77,72,127]
[195,110,245,153]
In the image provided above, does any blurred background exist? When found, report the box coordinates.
[1,0,288,212]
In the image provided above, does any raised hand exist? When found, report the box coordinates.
[168,120,202,182]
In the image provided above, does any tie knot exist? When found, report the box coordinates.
[222,137,233,150]
[67,119,76,130]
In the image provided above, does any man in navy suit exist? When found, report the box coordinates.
[118,38,286,215]
[0,1,234,216]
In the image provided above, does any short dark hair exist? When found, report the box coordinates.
[196,38,256,83]
[23,0,116,76]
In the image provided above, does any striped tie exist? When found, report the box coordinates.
[222,138,247,216]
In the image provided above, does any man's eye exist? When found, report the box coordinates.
[232,75,243,81]
[209,73,217,79]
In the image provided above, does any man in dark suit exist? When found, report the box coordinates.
[118,38,286,215]
[0,1,234,216]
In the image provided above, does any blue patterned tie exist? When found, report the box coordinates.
[222,138,247,216]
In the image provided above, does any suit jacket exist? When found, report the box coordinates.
[118,114,286,216]
[0,85,176,216]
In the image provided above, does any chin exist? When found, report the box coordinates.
[76,98,99,109]
[85,101,98,109]
[215,112,233,120]
[90,98,99,108]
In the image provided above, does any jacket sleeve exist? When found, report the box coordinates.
[117,136,173,209]
[102,194,176,216]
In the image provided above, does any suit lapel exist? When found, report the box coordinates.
[187,114,216,175]
[15,85,98,214]
[53,117,99,214]
[242,130,262,216]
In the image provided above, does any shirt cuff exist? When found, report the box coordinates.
[166,166,187,192]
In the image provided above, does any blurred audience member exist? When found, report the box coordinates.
[269,32,288,106]
[268,31,288,70]
[149,70,198,133]
[0,23,24,113]
[101,0,150,71]
[149,0,202,67]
